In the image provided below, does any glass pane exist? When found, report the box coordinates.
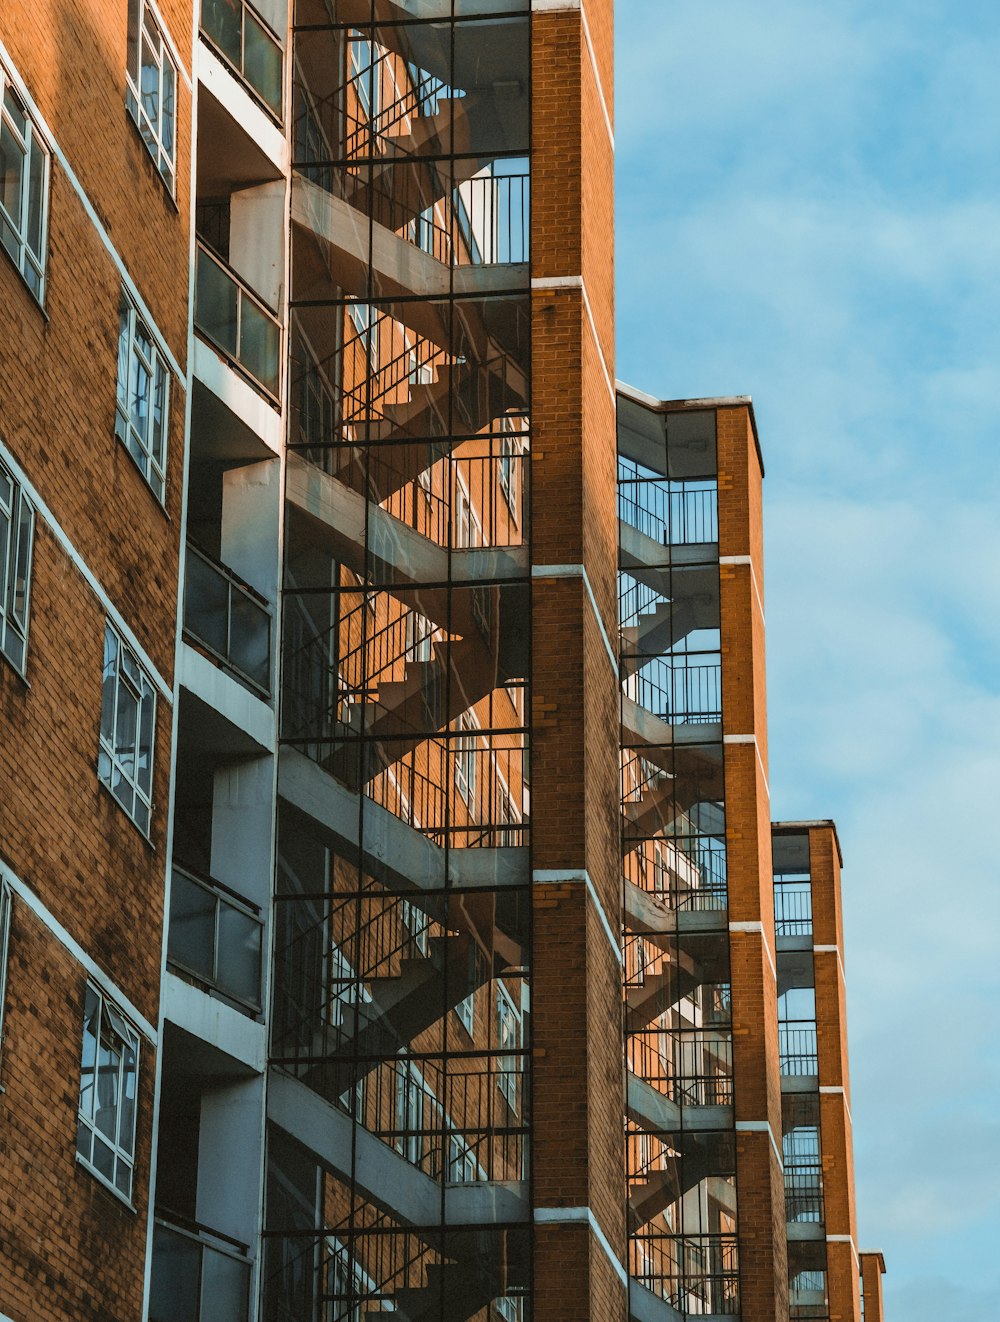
[118,1043,138,1155]
[201,1246,250,1322]
[95,1028,122,1141]
[3,86,27,137]
[0,119,25,229]
[115,1157,133,1197]
[79,986,100,1120]
[11,492,32,627]
[117,304,131,409]
[161,54,175,158]
[92,1133,116,1181]
[152,363,168,469]
[238,296,279,394]
[26,136,44,257]
[195,251,239,356]
[228,589,270,688]
[127,0,140,81]
[133,693,153,801]
[217,901,261,1003]
[185,551,230,657]
[114,679,139,780]
[151,1225,201,1322]
[130,350,151,443]
[244,12,283,113]
[169,871,216,981]
[140,35,161,130]
[100,630,118,746]
[203,0,242,68]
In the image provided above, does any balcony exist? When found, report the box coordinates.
[150,1215,252,1322]
[201,0,282,118]
[184,542,272,695]
[775,878,813,938]
[625,651,722,727]
[630,1232,739,1317]
[618,472,718,547]
[195,243,281,401]
[168,863,263,1013]
[780,1022,819,1077]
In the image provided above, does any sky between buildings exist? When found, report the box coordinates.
[615,3,1000,1317]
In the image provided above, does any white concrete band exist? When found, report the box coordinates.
[0,861,158,1043]
[533,1206,628,1287]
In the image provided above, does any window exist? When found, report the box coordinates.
[0,65,49,299]
[76,984,139,1200]
[126,0,177,191]
[405,608,433,664]
[455,476,483,549]
[116,289,169,500]
[0,881,11,1053]
[498,433,519,514]
[456,992,474,1036]
[454,711,477,808]
[98,624,156,834]
[0,458,34,674]
[395,1059,424,1166]
[496,983,521,1113]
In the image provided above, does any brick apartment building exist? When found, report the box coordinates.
[0,1,885,1319]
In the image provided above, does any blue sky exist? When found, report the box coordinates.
[615,3,1000,1316]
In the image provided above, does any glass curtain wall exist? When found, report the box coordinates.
[618,403,740,1316]
[267,2,532,1317]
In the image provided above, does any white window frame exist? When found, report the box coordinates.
[496,982,521,1114]
[0,881,11,1057]
[454,472,483,550]
[454,710,478,808]
[76,983,140,1203]
[116,288,169,501]
[0,456,34,675]
[456,991,474,1036]
[498,432,519,515]
[405,608,434,664]
[0,61,50,300]
[395,1058,425,1167]
[126,0,178,192]
[98,622,157,835]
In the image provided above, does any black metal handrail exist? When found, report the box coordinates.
[630,1232,739,1316]
[775,879,813,936]
[779,1022,819,1076]
[184,541,272,694]
[618,474,719,546]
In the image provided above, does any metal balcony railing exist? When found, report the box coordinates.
[780,1022,819,1076]
[627,652,722,725]
[184,542,272,694]
[774,878,813,936]
[201,0,282,115]
[150,1215,252,1322]
[195,242,281,399]
[630,1232,739,1316]
[785,1165,825,1223]
[618,474,718,546]
[168,863,263,1012]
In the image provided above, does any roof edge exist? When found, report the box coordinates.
[771,819,844,867]
[616,381,764,478]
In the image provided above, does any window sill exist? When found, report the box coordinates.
[75,1151,138,1213]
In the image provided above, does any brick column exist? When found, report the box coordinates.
[860,1251,886,1321]
[530,3,625,1316]
[718,406,788,1320]
[811,825,861,1321]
